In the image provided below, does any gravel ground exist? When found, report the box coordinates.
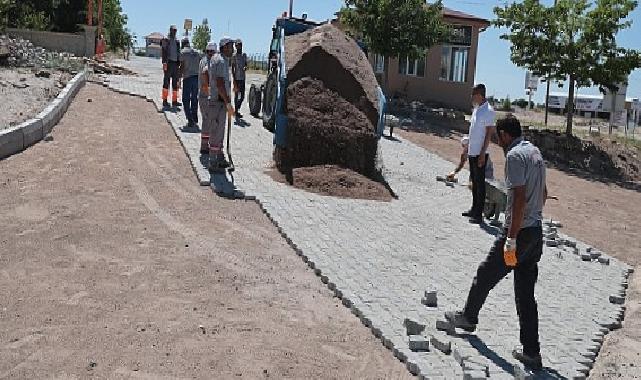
[0,67,69,130]
[0,84,411,379]
[398,127,641,379]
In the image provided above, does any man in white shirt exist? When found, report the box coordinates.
[463,84,496,224]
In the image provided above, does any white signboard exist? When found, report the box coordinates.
[574,97,602,112]
[525,71,539,90]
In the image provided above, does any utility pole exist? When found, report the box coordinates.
[289,0,294,17]
[544,0,558,127]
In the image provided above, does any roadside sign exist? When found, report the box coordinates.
[184,19,193,31]
[525,71,539,90]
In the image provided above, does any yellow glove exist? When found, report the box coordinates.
[504,238,517,267]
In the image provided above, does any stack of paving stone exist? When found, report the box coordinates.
[543,220,614,265]
[0,34,78,68]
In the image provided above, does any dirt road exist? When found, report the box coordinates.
[0,84,410,379]
[399,128,641,379]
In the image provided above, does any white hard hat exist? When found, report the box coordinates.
[461,136,470,146]
[219,36,234,48]
[206,42,217,52]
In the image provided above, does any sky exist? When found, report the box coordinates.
[121,0,641,104]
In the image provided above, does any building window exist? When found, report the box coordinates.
[398,55,425,77]
[374,54,385,74]
[440,46,469,82]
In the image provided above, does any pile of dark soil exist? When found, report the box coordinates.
[291,165,393,201]
[525,129,641,182]
[277,24,382,182]
[282,77,379,176]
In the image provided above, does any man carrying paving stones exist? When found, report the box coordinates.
[463,84,496,224]
[206,37,235,171]
[199,42,217,154]
[445,116,548,370]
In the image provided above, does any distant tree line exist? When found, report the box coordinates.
[0,0,131,51]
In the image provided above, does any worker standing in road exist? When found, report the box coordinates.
[464,84,496,224]
[161,25,181,109]
[206,37,236,171]
[445,116,547,371]
[179,38,201,129]
[231,39,248,120]
[199,42,217,154]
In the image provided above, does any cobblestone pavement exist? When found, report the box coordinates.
[98,57,632,379]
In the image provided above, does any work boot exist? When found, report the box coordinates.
[469,216,483,225]
[512,349,543,370]
[462,210,474,217]
[172,101,180,108]
[444,311,476,333]
[162,100,170,108]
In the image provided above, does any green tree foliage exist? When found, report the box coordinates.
[101,0,129,51]
[495,0,641,135]
[339,0,448,92]
[192,18,211,52]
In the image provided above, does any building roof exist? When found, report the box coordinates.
[442,6,490,25]
[145,32,165,40]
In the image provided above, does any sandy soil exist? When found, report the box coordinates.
[398,126,641,378]
[0,84,411,379]
[0,68,69,129]
[292,165,393,201]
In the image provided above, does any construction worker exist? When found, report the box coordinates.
[206,37,235,171]
[231,39,248,119]
[161,25,181,108]
[199,42,217,154]
[179,38,201,129]
[445,116,547,371]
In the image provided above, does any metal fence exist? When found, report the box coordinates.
[247,53,268,72]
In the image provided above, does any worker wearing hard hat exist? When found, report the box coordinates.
[199,41,217,154]
[179,38,202,129]
[161,25,181,108]
[231,39,248,120]
[206,37,235,171]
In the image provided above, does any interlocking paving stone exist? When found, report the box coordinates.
[101,57,633,379]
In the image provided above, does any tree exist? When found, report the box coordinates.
[495,0,641,135]
[339,0,448,93]
[101,0,129,51]
[192,18,211,52]
[0,0,15,31]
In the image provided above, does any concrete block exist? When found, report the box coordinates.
[404,318,425,336]
[453,346,477,365]
[421,290,438,307]
[430,333,452,354]
[435,319,455,335]
[546,239,559,247]
[463,370,487,380]
[20,118,43,148]
[0,126,24,159]
[590,251,602,260]
[406,360,420,375]
[564,239,577,248]
[513,364,535,380]
[581,253,592,262]
[598,256,610,265]
[408,335,429,352]
[609,295,625,305]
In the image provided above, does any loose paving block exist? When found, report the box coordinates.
[408,335,430,352]
[435,319,455,335]
[598,256,610,265]
[590,251,602,260]
[422,290,438,307]
[546,240,559,247]
[453,346,478,365]
[513,364,535,380]
[463,370,487,380]
[404,318,425,336]
[581,253,592,262]
[609,295,625,305]
[430,333,452,354]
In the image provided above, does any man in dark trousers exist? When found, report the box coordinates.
[231,39,248,120]
[161,25,181,108]
[464,84,496,224]
[179,38,201,129]
[445,116,548,370]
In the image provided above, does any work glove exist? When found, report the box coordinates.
[504,238,518,267]
[226,103,235,118]
[163,63,168,72]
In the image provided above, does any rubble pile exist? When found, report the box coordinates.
[0,34,81,69]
